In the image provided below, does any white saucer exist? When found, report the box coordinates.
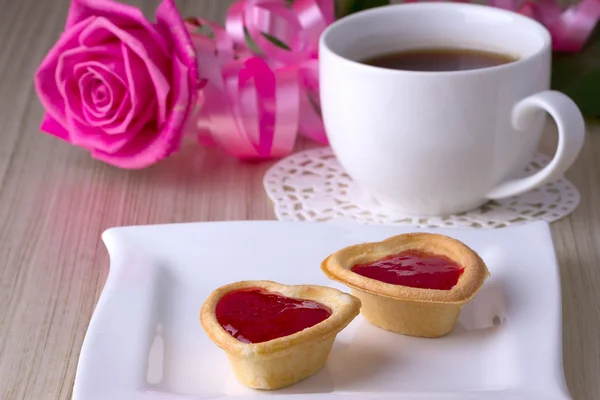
[73,221,571,399]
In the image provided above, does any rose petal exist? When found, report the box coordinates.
[79,71,106,117]
[156,0,199,91]
[55,43,127,126]
[40,113,71,141]
[91,76,114,111]
[110,44,155,135]
[75,63,127,124]
[118,28,170,125]
[76,61,130,126]
[79,72,116,123]
[57,43,124,84]
[57,70,87,126]
[106,93,131,129]
[73,51,157,140]
[66,108,134,154]
[46,0,197,169]
[78,18,169,129]
[66,0,170,56]
[92,56,191,168]
[91,80,111,109]
[35,16,95,134]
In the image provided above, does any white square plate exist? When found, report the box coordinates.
[73,221,571,400]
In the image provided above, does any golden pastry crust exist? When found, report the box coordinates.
[320,233,490,338]
[321,232,489,304]
[200,280,361,389]
[347,288,463,338]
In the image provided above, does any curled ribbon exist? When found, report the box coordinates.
[405,0,599,52]
[189,0,598,160]
[188,0,332,160]
[518,0,600,52]
[469,0,599,52]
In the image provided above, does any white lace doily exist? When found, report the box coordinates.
[263,147,580,229]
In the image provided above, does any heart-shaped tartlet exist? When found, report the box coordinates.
[321,233,489,338]
[200,280,361,390]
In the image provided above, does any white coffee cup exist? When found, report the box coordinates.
[319,3,585,216]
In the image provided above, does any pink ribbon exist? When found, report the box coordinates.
[227,0,331,144]
[189,0,332,160]
[408,0,599,52]
[490,0,599,52]
[190,0,597,160]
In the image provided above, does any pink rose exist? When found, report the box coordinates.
[35,0,198,168]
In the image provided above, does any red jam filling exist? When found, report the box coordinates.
[351,250,464,290]
[215,288,332,344]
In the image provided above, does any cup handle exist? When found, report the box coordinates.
[486,91,585,199]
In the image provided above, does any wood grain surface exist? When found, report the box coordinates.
[0,1,598,399]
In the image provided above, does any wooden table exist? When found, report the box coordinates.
[0,0,598,399]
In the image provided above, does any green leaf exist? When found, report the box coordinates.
[262,32,291,51]
[551,27,600,118]
[244,31,292,54]
[335,0,390,19]
[244,28,261,54]
[555,68,600,118]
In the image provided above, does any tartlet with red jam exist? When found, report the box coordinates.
[200,280,361,390]
[321,233,489,338]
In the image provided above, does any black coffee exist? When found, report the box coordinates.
[361,47,518,72]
